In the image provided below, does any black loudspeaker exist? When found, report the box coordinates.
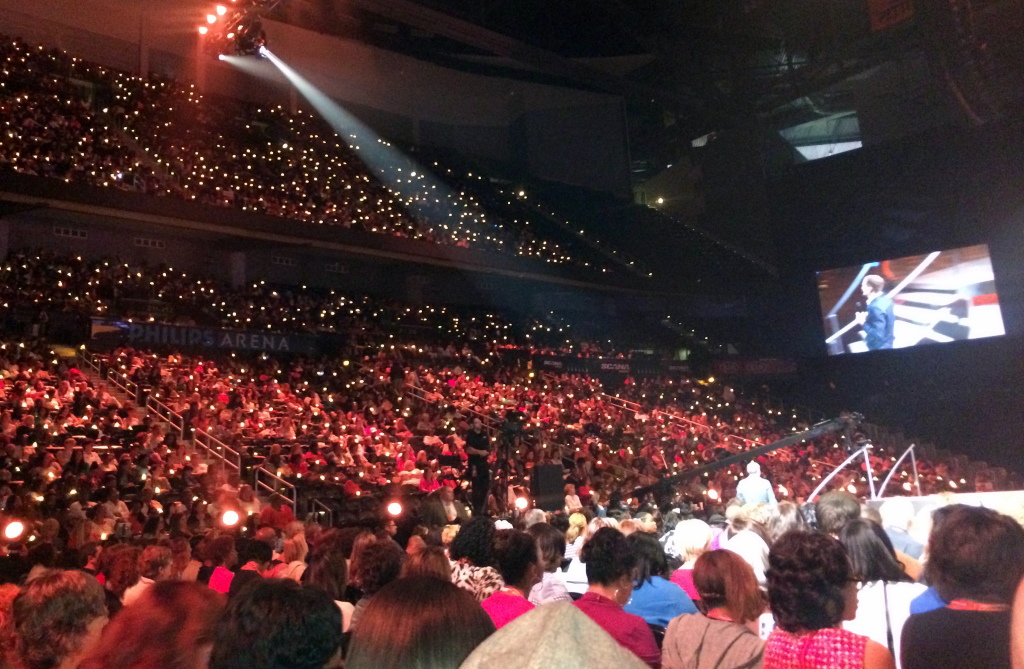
[533,465,565,512]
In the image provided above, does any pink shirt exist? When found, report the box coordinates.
[574,592,661,668]
[208,566,235,594]
[669,568,701,602]
[481,590,534,629]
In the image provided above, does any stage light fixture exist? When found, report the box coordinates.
[221,510,240,527]
[3,521,24,541]
[386,501,402,516]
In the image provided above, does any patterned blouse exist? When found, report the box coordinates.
[451,559,504,602]
[764,627,868,669]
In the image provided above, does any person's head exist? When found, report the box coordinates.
[352,540,405,596]
[101,545,142,600]
[815,491,861,536]
[579,527,634,604]
[693,550,763,625]
[766,531,855,633]
[138,545,174,581]
[565,513,587,543]
[438,485,455,503]
[768,501,808,542]
[345,576,494,669]
[626,531,668,585]
[527,522,566,573]
[564,484,575,496]
[522,508,546,529]
[673,518,713,565]
[861,275,885,298]
[303,548,349,602]
[77,581,224,669]
[401,546,452,580]
[206,536,238,569]
[746,461,761,477]
[491,530,542,592]
[13,569,108,669]
[236,538,274,571]
[210,579,341,669]
[838,518,909,583]
[448,516,495,568]
[923,505,1024,605]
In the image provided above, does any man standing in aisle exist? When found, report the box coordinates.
[736,461,777,505]
[465,417,492,516]
[856,274,896,350]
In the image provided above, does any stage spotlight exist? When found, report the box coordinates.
[218,54,226,61]
[3,521,24,541]
[198,26,209,35]
[221,510,240,527]
[216,4,227,15]
[386,501,402,517]
[207,14,217,23]
[258,45,268,58]
[514,496,529,510]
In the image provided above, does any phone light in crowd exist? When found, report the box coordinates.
[706,488,719,501]
[221,510,240,527]
[198,26,209,34]
[3,521,24,541]
[207,14,217,23]
[216,5,227,15]
[514,496,529,511]
[386,501,403,517]
[778,485,788,497]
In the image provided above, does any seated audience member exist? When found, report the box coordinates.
[878,498,924,560]
[420,486,468,528]
[768,501,809,542]
[203,536,238,594]
[349,539,405,630]
[259,495,296,531]
[565,512,588,560]
[481,530,541,628]
[267,535,307,582]
[574,527,661,668]
[100,544,142,604]
[229,538,272,597]
[303,545,354,633]
[839,519,926,669]
[565,484,583,514]
[670,519,713,603]
[122,545,173,606]
[527,522,573,605]
[401,545,453,581]
[764,531,894,669]
[624,531,698,627]
[210,578,342,669]
[721,512,772,587]
[901,505,1024,669]
[346,576,494,669]
[460,602,649,669]
[908,505,958,615]
[12,569,109,669]
[564,517,618,595]
[662,549,764,669]
[449,517,503,602]
[816,491,862,537]
[77,581,224,669]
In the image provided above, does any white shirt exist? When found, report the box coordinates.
[844,580,927,669]
[722,530,770,586]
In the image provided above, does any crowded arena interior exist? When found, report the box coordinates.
[1,0,1024,668]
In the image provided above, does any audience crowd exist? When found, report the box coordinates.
[0,36,626,270]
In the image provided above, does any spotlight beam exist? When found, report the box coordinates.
[261,49,497,248]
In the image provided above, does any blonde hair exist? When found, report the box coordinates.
[673,519,713,565]
[565,513,587,543]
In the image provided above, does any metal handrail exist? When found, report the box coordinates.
[877,444,923,498]
[309,498,333,526]
[808,446,878,501]
[254,465,298,512]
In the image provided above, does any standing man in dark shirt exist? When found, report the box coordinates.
[464,417,492,516]
[856,274,896,350]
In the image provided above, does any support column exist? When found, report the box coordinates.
[228,251,246,289]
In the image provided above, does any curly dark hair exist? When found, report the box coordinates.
[766,531,851,632]
[209,579,341,669]
[579,527,635,586]
[491,530,538,587]
[924,505,1024,605]
[448,517,495,567]
[351,540,405,596]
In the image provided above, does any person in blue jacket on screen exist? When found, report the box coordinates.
[855,274,895,350]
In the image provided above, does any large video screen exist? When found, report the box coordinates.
[817,244,1005,355]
